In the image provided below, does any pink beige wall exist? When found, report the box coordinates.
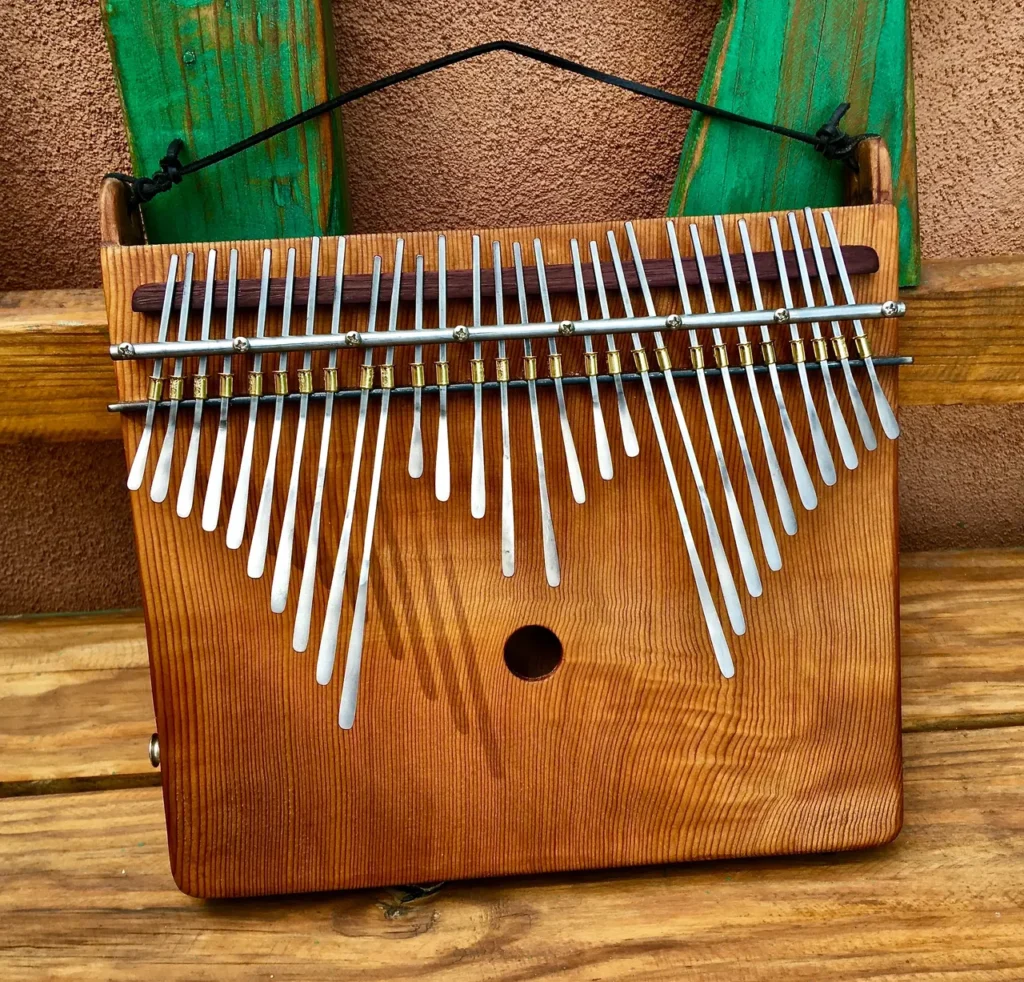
[0,0,1022,613]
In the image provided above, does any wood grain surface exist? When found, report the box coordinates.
[2,725,1022,981]
[100,206,902,896]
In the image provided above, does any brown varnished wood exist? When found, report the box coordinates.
[844,137,895,208]
[101,205,901,897]
[98,177,145,249]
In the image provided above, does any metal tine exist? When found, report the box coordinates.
[713,216,798,534]
[408,254,425,478]
[435,235,451,501]
[294,237,347,652]
[690,223,783,573]
[247,247,297,579]
[176,249,217,517]
[588,241,639,457]
[271,237,321,612]
[201,249,239,531]
[768,219,836,486]
[226,249,273,549]
[492,241,515,577]
[533,238,586,504]
[736,221,817,512]
[151,251,195,503]
[803,207,877,451]
[569,238,614,480]
[787,212,859,470]
[513,241,560,587]
[338,238,404,729]
[821,210,900,440]
[470,236,486,518]
[665,221,763,601]
[127,253,178,491]
[316,256,383,684]
[605,230,736,670]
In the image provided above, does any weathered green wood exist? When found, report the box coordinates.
[669,0,919,286]
[102,0,350,244]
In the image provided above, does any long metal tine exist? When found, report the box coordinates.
[176,249,217,517]
[803,207,877,451]
[821,209,900,439]
[665,221,762,601]
[569,238,613,480]
[714,216,798,534]
[588,241,639,457]
[271,237,321,611]
[435,235,451,501]
[606,229,736,670]
[151,251,195,503]
[768,219,836,485]
[408,254,425,477]
[492,241,515,577]
[533,238,586,504]
[788,212,859,470]
[736,220,817,512]
[338,238,404,729]
[316,257,383,684]
[226,249,273,548]
[294,237,346,652]
[470,235,486,518]
[690,223,782,573]
[247,247,296,578]
[127,253,178,491]
[201,249,239,531]
[513,242,560,587]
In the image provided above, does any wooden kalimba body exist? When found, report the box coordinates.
[101,172,905,897]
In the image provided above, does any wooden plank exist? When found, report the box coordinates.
[1,726,1023,979]
[101,0,349,244]
[0,612,154,789]
[670,0,920,285]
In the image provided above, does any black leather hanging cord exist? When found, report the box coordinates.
[106,40,873,208]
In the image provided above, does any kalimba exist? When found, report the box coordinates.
[101,153,907,898]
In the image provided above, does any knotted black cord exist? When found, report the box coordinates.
[105,40,873,208]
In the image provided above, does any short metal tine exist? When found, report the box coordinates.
[434,235,451,501]
[788,212,859,470]
[821,209,900,439]
[803,207,877,451]
[202,248,238,531]
[226,248,272,548]
[294,236,346,652]
[665,221,762,601]
[736,220,816,512]
[247,247,296,579]
[588,241,639,457]
[470,235,486,518]
[493,240,515,577]
[769,218,836,485]
[408,254,425,478]
[514,241,560,587]
[690,223,782,573]
[534,238,586,504]
[177,248,217,517]
[569,238,613,480]
[338,238,404,729]
[714,216,798,534]
[151,251,194,503]
[128,252,178,491]
[271,237,321,612]
[316,256,382,685]
[606,229,736,669]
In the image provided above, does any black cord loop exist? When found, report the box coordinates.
[105,41,872,208]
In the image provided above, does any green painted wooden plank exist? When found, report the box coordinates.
[102,0,350,244]
[669,0,919,286]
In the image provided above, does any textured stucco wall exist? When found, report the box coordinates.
[0,0,1021,613]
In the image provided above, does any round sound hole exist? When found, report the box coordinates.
[503,625,563,681]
